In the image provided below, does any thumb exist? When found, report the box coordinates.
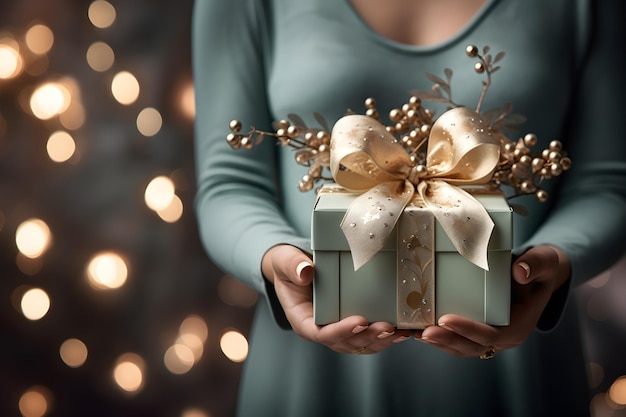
[512,245,561,285]
[264,245,314,286]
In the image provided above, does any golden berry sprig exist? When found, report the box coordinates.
[492,133,572,202]
[362,96,434,165]
[227,114,333,192]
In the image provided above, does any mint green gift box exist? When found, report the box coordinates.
[311,184,512,329]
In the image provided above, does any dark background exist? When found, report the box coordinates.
[0,1,625,416]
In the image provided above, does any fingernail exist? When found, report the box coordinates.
[296,261,312,279]
[420,336,439,345]
[352,325,368,334]
[377,331,395,339]
[517,261,531,279]
[392,335,409,344]
[438,321,452,331]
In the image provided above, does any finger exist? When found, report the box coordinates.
[418,316,500,357]
[512,245,560,285]
[418,325,483,357]
[327,322,411,354]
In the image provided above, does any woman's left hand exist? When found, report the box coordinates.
[414,245,570,358]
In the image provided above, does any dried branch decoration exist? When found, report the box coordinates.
[227,45,571,203]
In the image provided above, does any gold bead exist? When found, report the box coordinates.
[536,190,548,203]
[548,151,561,162]
[318,144,328,153]
[364,97,376,108]
[229,120,242,132]
[389,109,403,122]
[542,149,550,159]
[276,119,289,129]
[226,133,241,149]
[287,125,300,138]
[532,158,544,173]
[523,133,537,147]
[420,124,430,134]
[519,155,532,166]
[366,108,379,119]
[241,136,253,149]
[549,140,562,152]
[520,180,537,194]
[560,157,572,170]
[276,128,287,138]
[550,163,563,176]
[466,44,479,57]
[474,62,485,73]
[409,96,421,108]
[316,130,330,143]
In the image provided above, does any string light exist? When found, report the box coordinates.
[219,330,249,363]
[111,71,139,105]
[15,218,52,259]
[86,41,115,72]
[113,353,145,393]
[88,0,117,29]
[20,288,51,321]
[59,338,88,368]
[24,24,54,55]
[136,107,162,137]
[18,386,53,417]
[0,39,23,79]
[29,81,71,120]
[46,130,76,163]
[86,251,128,290]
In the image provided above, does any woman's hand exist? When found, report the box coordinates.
[414,245,571,358]
[262,244,412,354]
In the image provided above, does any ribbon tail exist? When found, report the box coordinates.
[341,180,414,270]
[418,181,494,270]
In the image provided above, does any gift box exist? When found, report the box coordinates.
[312,184,512,329]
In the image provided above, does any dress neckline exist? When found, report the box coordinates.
[341,0,498,54]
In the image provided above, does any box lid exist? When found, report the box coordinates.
[311,184,512,252]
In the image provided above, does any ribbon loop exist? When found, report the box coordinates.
[330,107,501,271]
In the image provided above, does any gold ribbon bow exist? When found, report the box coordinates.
[330,107,501,271]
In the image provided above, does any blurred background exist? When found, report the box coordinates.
[0,1,624,416]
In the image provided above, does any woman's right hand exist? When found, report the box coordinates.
[262,244,411,354]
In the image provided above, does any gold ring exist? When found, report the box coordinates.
[480,346,496,360]
[352,346,367,354]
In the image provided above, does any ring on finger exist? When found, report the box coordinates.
[352,346,367,354]
[479,345,496,360]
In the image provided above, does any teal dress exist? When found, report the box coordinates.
[192,0,626,415]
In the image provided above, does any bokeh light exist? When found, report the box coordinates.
[46,130,76,162]
[15,218,52,258]
[29,82,71,120]
[86,251,128,290]
[113,353,145,393]
[111,71,139,105]
[86,41,114,72]
[59,338,88,368]
[164,344,195,375]
[156,194,184,223]
[136,107,162,137]
[178,81,195,120]
[88,0,117,29]
[181,408,210,417]
[609,376,626,406]
[0,39,23,79]
[218,274,258,308]
[25,24,54,55]
[21,288,51,321]
[144,175,175,212]
[219,330,248,363]
[18,386,53,417]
